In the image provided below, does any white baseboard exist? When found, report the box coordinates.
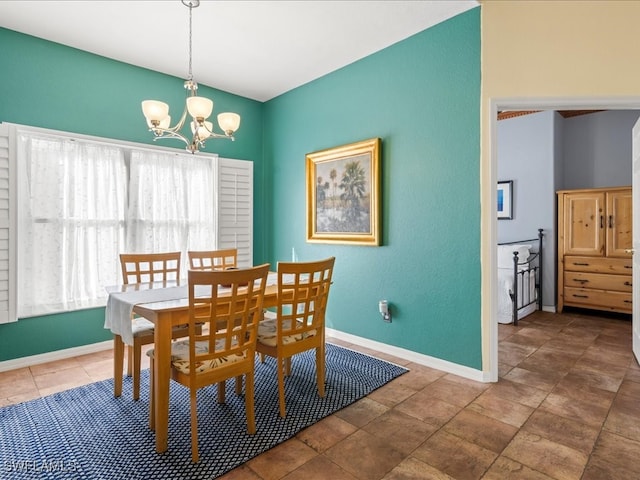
[326,328,491,383]
[0,340,112,373]
[542,305,556,313]
[2,332,494,383]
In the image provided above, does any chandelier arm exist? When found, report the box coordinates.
[147,102,189,139]
[168,104,190,134]
[148,127,191,146]
[201,122,235,140]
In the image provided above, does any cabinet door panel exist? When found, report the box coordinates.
[564,192,605,256]
[606,189,632,257]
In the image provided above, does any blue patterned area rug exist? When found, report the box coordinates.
[0,343,407,479]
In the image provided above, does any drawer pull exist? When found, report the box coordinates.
[575,279,589,284]
[609,215,613,228]
[625,300,633,304]
[572,294,589,298]
[600,215,604,229]
[625,266,633,269]
[625,281,632,286]
[573,262,590,266]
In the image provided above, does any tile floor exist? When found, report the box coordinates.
[2,309,640,479]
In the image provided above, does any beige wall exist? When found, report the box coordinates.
[482,0,640,98]
[481,1,640,374]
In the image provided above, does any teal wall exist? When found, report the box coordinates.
[264,9,481,367]
[0,27,264,361]
[0,7,482,369]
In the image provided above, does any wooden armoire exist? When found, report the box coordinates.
[557,186,632,314]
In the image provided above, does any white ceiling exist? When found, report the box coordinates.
[0,1,477,102]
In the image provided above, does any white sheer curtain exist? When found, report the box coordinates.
[17,135,217,318]
[126,150,216,272]
[17,134,127,317]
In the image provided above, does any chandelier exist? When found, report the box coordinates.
[141,0,240,154]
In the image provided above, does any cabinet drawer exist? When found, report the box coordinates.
[564,256,632,274]
[564,287,632,312]
[564,272,632,292]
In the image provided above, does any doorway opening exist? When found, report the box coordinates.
[486,97,640,382]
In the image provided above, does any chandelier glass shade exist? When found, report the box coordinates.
[141,0,240,153]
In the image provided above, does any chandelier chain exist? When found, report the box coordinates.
[188,1,193,81]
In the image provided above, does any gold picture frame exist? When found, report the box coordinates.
[306,138,381,245]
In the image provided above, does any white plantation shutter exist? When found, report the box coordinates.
[215,158,253,267]
[0,124,14,323]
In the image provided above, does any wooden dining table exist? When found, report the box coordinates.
[105,276,279,453]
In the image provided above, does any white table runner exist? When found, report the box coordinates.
[105,285,187,345]
[104,273,280,345]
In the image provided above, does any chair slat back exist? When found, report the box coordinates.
[188,248,238,271]
[188,264,270,374]
[276,257,335,338]
[119,252,181,284]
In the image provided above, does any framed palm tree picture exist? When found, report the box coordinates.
[306,138,381,245]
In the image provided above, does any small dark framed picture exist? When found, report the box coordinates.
[497,180,513,220]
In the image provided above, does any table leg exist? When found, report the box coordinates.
[113,334,124,397]
[154,314,172,453]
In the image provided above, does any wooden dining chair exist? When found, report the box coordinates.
[188,248,238,271]
[147,264,270,462]
[256,257,335,417]
[114,251,188,401]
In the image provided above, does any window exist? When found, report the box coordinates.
[16,134,128,316]
[0,123,252,322]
